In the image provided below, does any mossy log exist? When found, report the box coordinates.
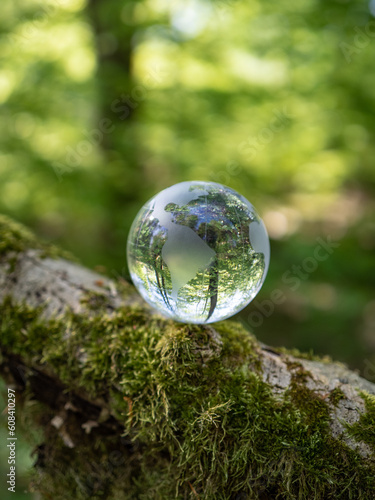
[0,214,375,500]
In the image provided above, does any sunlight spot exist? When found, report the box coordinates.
[226,50,288,86]
[0,71,16,104]
[58,0,88,13]
[63,48,96,81]
[170,0,212,37]
[263,210,288,239]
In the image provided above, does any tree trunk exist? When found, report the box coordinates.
[84,0,145,212]
[0,214,374,499]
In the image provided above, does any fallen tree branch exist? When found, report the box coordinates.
[0,214,374,499]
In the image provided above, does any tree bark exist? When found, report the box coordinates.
[0,215,374,499]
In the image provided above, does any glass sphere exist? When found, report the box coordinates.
[127,181,270,324]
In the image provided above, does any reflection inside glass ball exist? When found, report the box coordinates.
[127,181,270,324]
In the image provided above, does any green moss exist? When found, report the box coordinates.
[274,345,333,363]
[286,360,311,384]
[80,290,114,311]
[1,297,375,499]
[329,387,346,407]
[345,392,375,451]
[0,214,74,261]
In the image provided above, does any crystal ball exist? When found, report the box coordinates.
[127,181,270,324]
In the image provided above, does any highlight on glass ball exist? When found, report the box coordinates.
[127,181,270,324]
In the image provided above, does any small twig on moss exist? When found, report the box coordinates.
[123,396,133,425]
[188,481,200,499]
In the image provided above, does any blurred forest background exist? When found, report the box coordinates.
[1,0,375,497]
